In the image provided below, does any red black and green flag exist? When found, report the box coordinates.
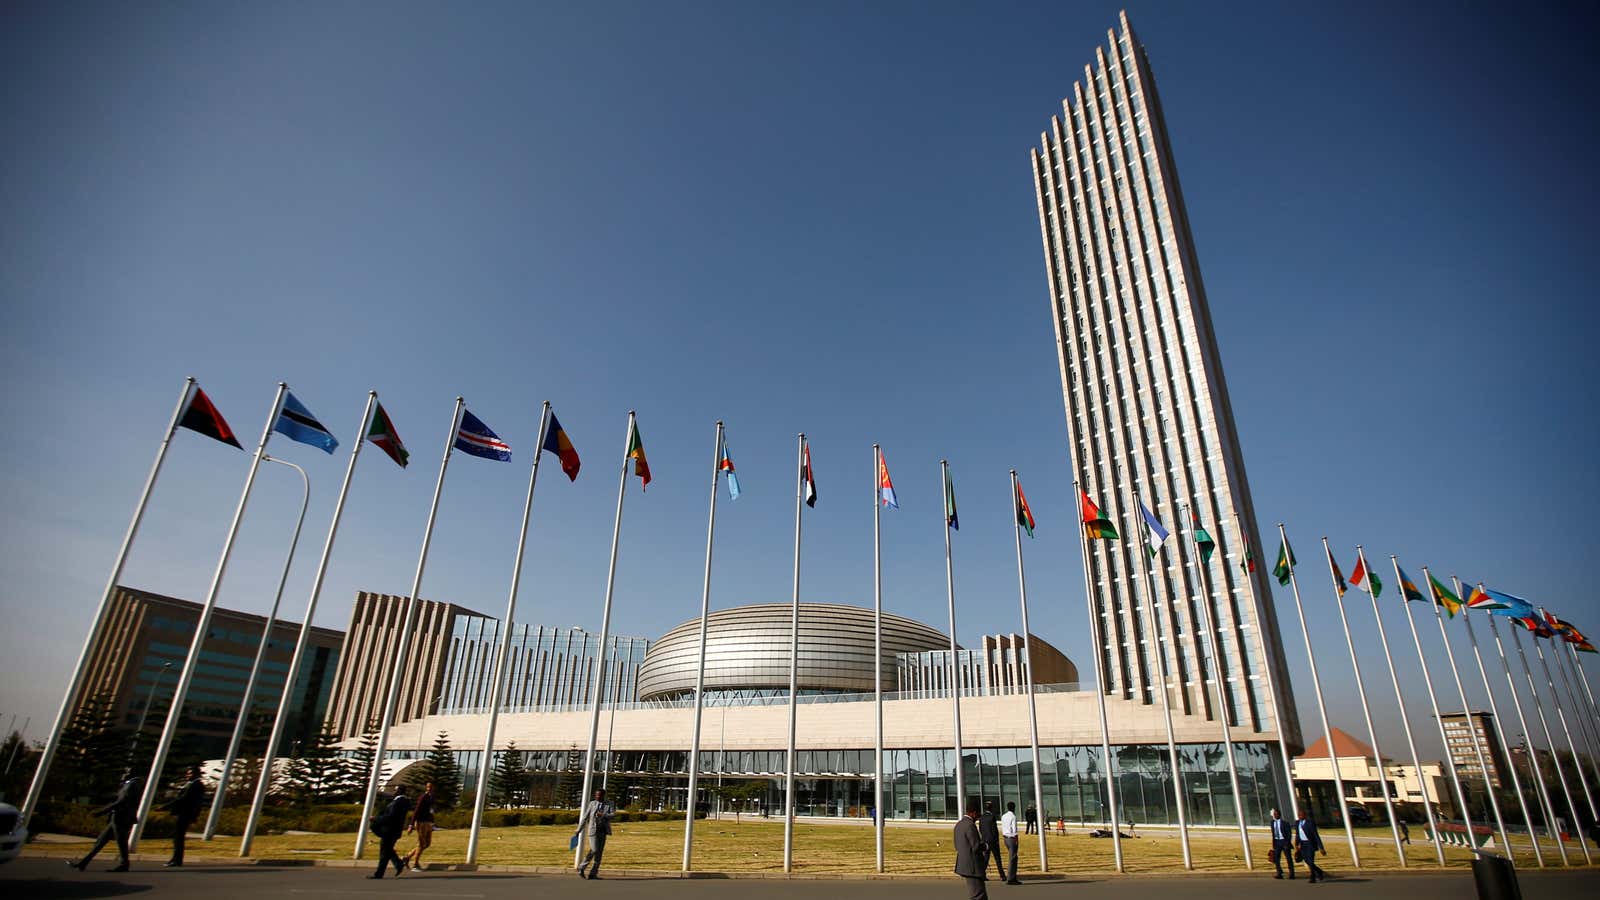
[1240,532,1257,575]
[366,402,409,467]
[1015,480,1036,538]
[179,386,242,449]
[1080,490,1117,540]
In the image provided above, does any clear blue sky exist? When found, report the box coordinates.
[3,1,1597,761]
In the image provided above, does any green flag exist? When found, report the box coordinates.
[1192,513,1216,564]
[1273,538,1296,586]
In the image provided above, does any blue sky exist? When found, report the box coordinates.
[3,1,1597,761]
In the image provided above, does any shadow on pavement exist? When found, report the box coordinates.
[0,880,151,898]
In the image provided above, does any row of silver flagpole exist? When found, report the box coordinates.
[679,421,723,870]
[1008,471,1050,872]
[1073,484,1123,871]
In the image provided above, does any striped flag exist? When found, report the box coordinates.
[1016,479,1036,538]
[1350,554,1382,598]
[541,411,581,481]
[1325,547,1348,597]
[717,430,740,500]
[1140,504,1168,558]
[802,441,817,508]
[626,417,651,489]
[878,450,898,509]
[455,410,512,461]
[366,402,409,468]
[274,392,339,454]
[1427,573,1462,618]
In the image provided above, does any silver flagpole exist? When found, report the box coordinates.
[783,433,805,873]
[130,383,288,850]
[466,402,551,865]
[1129,479,1190,870]
[1009,471,1049,873]
[1487,612,1567,866]
[1532,629,1599,850]
[1321,537,1405,865]
[1278,526,1359,865]
[574,411,635,867]
[1554,641,1600,794]
[681,420,723,871]
[872,445,885,873]
[1569,643,1600,723]
[1073,482,1122,871]
[240,392,376,855]
[1460,592,1543,867]
[20,376,196,831]
[1509,623,1591,863]
[1234,515,1298,833]
[1355,547,1444,866]
[202,454,310,840]
[1180,503,1251,869]
[355,396,463,860]
[1398,562,1475,856]
[940,461,968,824]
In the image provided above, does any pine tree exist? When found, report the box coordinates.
[345,720,380,803]
[556,747,584,809]
[640,752,664,811]
[418,731,461,809]
[55,692,128,802]
[295,723,345,801]
[489,742,528,808]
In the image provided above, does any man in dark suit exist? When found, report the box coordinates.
[69,772,140,872]
[159,766,206,867]
[1268,807,1296,879]
[368,785,410,879]
[954,803,989,900]
[978,801,1004,882]
[1294,807,1326,883]
[1024,805,1038,835]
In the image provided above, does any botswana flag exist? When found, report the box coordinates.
[274,392,338,453]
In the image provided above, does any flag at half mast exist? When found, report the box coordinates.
[1080,490,1117,540]
[1016,479,1036,538]
[366,402,409,468]
[1350,554,1383,598]
[1140,504,1168,558]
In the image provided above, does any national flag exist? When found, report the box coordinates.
[1512,614,1554,639]
[1575,639,1598,653]
[1326,547,1348,597]
[273,392,339,454]
[1484,588,1536,618]
[1397,567,1425,602]
[1350,555,1383,598]
[455,410,512,462]
[716,431,740,500]
[1427,574,1462,618]
[1192,514,1216,564]
[1541,609,1575,636]
[1016,480,1036,538]
[366,402,409,468]
[802,442,817,508]
[178,386,242,449]
[626,418,651,489]
[1240,532,1256,575]
[541,412,581,481]
[943,466,959,531]
[1273,538,1295,586]
[1140,504,1169,558]
[1465,585,1508,610]
[1081,491,1118,540]
[878,450,898,509]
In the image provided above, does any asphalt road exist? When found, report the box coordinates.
[3,857,1597,900]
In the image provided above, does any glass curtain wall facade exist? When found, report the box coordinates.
[438,618,650,714]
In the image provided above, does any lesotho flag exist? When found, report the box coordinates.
[455,409,512,461]
[274,392,339,453]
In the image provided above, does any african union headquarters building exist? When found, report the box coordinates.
[298,13,1304,828]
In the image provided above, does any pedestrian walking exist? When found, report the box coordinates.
[367,784,410,879]
[574,788,615,880]
[1024,804,1037,835]
[1294,807,1326,883]
[1399,819,1411,845]
[405,781,437,871]
[158,766,206,868]
[954,803,989,900]
[1000,801,1021,884]
[68,772,140,872]
[1056,815,1066,836]
[979,801,1004,882]
[1268,807,1296,880]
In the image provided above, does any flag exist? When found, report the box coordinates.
[1484,588,1535,618]
[273,391,339,454]
[1575,639,1598,654]
[1427,573,1462,618]
[455,409,512,461]
[1239,531,1256,575]
[1512,614,1554,639]
[1192,514,1216,564]
[541,412,581,481]
[1350,555,1383,598]
[717,431,740,500]
[1465,585,1508,610]
[1326,547,1348,597]
[1398,567,1425,602]
[802,441,817,507]
[1541,609,1574,636]
[178,386,242,449]
[626,418,651,489]
[878,450,898,509]
[943,466,958,531]
[366,402,409,468]
[1081,490,1118,540]
[1140,504,1168,558]
[1016,480,1036,538]
[1272,538,1295,586]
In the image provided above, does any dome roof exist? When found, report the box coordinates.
[636,602,948,701]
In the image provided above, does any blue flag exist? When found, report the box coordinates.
[455,409,511,461]
[274,392,338,454]
[1140,504,1168,558]
[1484,588,1535,618]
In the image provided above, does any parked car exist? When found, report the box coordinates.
[1347,805,1373,826]
[0,802,25,864]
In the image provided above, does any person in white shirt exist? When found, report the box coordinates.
[999,802,1021,884]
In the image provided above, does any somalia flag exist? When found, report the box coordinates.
[455,409,511,461]
[274,392,338,453]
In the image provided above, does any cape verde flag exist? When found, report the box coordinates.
[274,392,338,453]
[455,409,511,461]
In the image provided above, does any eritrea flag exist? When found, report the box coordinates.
[179,386,242,449]
[1080,490,1117,540]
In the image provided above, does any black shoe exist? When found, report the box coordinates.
[67,860,86,871]
[1275,874,1283,879]
[1007,880,1022,885]
[164,861,182,868]
[368,874,384,879]
[109,865,129,873]
[589,874,601,880]
[577,867,587,878]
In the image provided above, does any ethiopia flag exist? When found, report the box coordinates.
[1080,490,1118,540]
[1016,480,1037,538]
[626,417,651,489]
[1273,538,1295,586]
[179,386,242,449]
[1350,555,1382,598]
[1398,567,1425,602]
[1427,574,1462,618]
[943,466,958,531]
[1192,514,1216,564]
[366,402,409,468]
[542,411,581,482]
[1465,585,1507,610]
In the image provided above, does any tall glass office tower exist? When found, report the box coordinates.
[1029,12,1300,748]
